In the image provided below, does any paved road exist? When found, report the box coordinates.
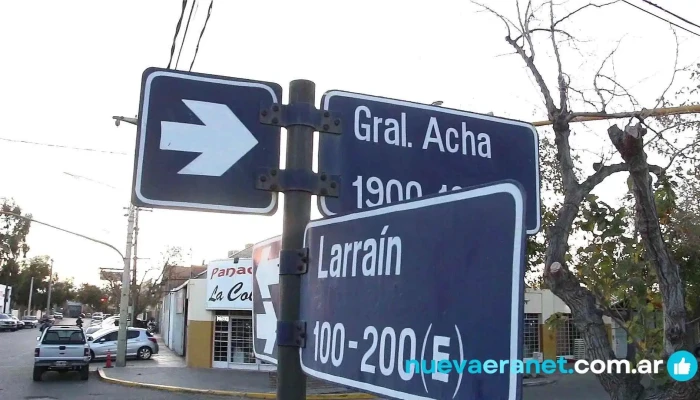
[523,373,609,400]
[1,317,612,399]
[0,317,246,400]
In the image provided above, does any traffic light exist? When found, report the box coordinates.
[101,297,107,303]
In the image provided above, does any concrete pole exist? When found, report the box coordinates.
[131,208,139,326]
[46,259,53,315]
[27,276,34,315]
[116,205,135,367]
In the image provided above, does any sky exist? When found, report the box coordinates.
[0,0,698,287]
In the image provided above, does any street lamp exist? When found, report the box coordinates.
[431,101,443,106]
[0,211,128,363]
[113,116,138,127]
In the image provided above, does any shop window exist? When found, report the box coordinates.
[556,314,583,358]
[523,313,541,358]
[213,310,255,367]
[229,317,254,363]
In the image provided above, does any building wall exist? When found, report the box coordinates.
[525,289,612,361]
[186,279,214,368]
[160,294,172,347]
[171,285,187,356]
[168,293,177,348]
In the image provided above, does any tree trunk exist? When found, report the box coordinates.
[607,124,700,399]
[544,118,647,399]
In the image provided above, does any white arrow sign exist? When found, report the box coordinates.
[255,246,279,299]
[256,301,277,354]
[160,99,258,177]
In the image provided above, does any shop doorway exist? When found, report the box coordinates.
[212,310,262,370]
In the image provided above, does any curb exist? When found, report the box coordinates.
[97,369,376,399]
[522,377,557,387]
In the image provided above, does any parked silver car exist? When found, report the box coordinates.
[10,315,24,329]
[86,327,158,361]
[0,314,17,331]
[22,315,39,328]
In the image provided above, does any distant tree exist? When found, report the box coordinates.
[132,246,184,318]
[0,198,31,286]
[101,280,120,312]
[77,283,106,311]
[49,278,76,309]
[12,256,52,311]
[99,246,185,319]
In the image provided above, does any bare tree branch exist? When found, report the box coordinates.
[550,1,568,112]
[581,162,665,195]
[568,85,602,111]
[513,27,577,42]
[506,37,557,115]
[472,1,557,116]
[653,28,681,110]
[593,38,625,113]
[472,2,518,37]
[517,0,537,60]
[552,1,620,29]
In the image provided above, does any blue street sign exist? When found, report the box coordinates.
[132,67,282,214]
[252,235,282,364]
[318,91,541,234]
[300,181,527,400]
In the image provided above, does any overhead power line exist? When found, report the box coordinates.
[167,0,189,69]
[0,137,127,155]
[640,0,700,31]
[622,0,700,38]
[63,172,119,190]
[175,0,198,70]
[189,0,214,72]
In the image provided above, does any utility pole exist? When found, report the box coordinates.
[131,208,139,326]
[130,207,151,325]
[116,205,135,367]
[46,258,53,315]
[27,276,34,315]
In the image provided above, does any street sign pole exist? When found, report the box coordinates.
[253,79,342,398]
[276,80,315,400]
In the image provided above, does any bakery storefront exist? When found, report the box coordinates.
[184,257,274,371]
[207,258,273,370]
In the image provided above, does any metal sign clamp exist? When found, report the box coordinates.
[276,248,308,348]
[255,168,340,198]
[259,102,342,135]
[280,248,309,275]
[277,319,306,348]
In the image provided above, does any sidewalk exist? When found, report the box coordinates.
[97,337,375,399]
[89,336,186,371]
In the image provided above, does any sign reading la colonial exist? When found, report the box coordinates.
[206,258,253,310]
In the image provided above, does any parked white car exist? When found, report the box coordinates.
[22,315,39,328]
[34,325,90,381]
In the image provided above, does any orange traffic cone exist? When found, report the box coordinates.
[105,350,113,368]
